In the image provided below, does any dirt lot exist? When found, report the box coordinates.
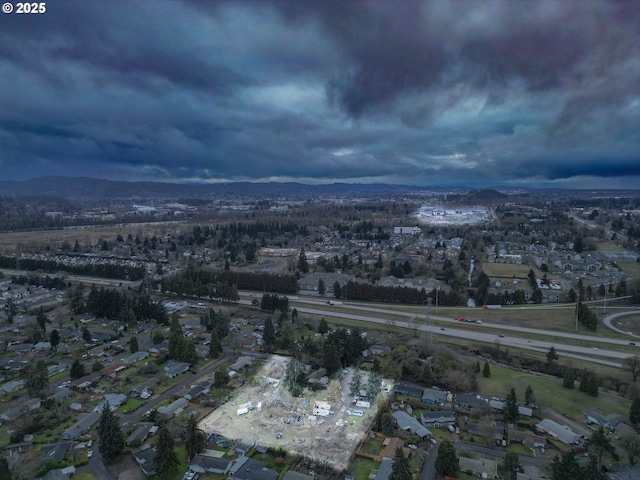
[199,355,392,471]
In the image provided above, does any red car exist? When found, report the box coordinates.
[457,317,465,322]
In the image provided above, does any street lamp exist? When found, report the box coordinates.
[575,292,580,332]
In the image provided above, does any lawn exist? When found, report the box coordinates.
[362,437,384,455]
[481,263,532,279]
[476,364,631,419]
[73,474,96,480]
[352,457,378,480]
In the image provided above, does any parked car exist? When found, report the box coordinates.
[408,444,417,450]
[429,438,437,445]
[87,450,93,458]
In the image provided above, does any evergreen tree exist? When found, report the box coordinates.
[435,440,459,477]
[483,361,491,378]
[297,247,309,273]
[476,360,481,374]
[153,423,180,480]
[582,457,607,480]
[546,346,559,366]
[82,326,92,343]
[70,358,85,379]
[262,317,275,353]
[98,401,124,461]
[349,372,361,398]
[4,298,17,324]
[318,278,326,296]
[585,425,618,472]
[37,308,47,333]
[21,360,48,397]
[381,412,395,436]
[389,446,412,480]
[318,318,329,334]
[129,336,139,353]
[504,387,519,422]
[503,451,520,480]
[185,414,206,461]
[0,457,12,480]
[333,281,342,298]
[525,385,535,406]
[283,358,305,397]
[551,450,582,480]
[49,329,60,352]
[209,330,222,358]
[630,396,640,428]
[563,367,575,389]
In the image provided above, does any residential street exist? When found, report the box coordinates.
[85,349,234,479]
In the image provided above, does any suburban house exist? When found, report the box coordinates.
[94,393,127,412]
[189,454,233,475]
[184,382,210,401]
[420,410,456,427]
[535,419,581,445]
[229,456,278,480]
[158,398,189,418]
[40,441,73,463]
[393,384,424,398]
[421,388,447,405]
[133,446,157,476]
[371,458,394,480]
[126,422,157,446]
[455,393,489,409]
[234,437,256,456]
[489,400,533,418]
[364,345,391,357]
[459,456,498,479]
[164,361,191,378]
[392,411,431,439]
[61,411,100,440]
[123,351,150,364]
[2,440,34,456]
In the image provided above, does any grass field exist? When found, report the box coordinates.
[476,364,631,419]
[480,263,532,279]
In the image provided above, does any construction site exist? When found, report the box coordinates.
[198,355,393,471]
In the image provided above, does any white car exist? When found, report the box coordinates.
[408,444,417,450]
[87,450,93,458]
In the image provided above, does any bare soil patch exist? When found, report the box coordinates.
[199,355,391,472]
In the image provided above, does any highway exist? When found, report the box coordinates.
[241,293,639,369]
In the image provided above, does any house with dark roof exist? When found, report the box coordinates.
[126,423,156,446]
[40,441,73,463]
[393,384,424,398]
[164,361,190,378]
[134,446,157,476]
[61,411,100,439]
[392,411,430,439]
[2,440,33,456]
[420,410,456,427]
[184,382,210,401]
[189,454,232,474]
[282,471,315,480]
[455,393,489,409]
[421,388,446,404]
[229,456,278,480]
[372,458,394,480]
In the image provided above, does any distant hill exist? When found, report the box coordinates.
[0,176,472,199]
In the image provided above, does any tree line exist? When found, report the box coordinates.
[161,268,298,297]
[0,255,146,280]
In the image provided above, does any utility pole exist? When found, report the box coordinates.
[575,292,580,332]
[427,297,433,345]
[603,287,607,315]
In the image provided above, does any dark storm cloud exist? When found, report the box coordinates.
[0,0,638,187]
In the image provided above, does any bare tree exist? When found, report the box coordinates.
[625,356,640,382]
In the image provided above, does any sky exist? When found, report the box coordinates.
[1,0,639,189]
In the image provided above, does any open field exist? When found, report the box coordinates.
[0,222,188,252]
[199,355,392,472]
[480,263,532,279]
[477,364,631,419]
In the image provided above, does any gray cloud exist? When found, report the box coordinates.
[0,0,638,188]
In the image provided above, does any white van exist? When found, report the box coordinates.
[448,424,455,433]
